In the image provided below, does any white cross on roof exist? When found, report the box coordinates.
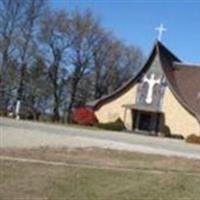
[155,24,167,41]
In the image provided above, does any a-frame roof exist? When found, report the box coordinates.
[158,44,200,121]
[89,41,200,120]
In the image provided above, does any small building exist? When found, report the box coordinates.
[89,41,200,138]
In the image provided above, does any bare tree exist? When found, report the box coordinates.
[67,10,101,122]
[90,36,144,99]
[0,0,46,115]
[117,44,144,84]
[67,11,144,113]
[90,30,112,99]
[0,0,25,114]
[0,1,144,121]
[16,0,46,111]
[23,56,50,119]
[39,10,71,121]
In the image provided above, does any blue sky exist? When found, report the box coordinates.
[50,0,200,64]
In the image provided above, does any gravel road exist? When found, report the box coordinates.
[1,117,200,159]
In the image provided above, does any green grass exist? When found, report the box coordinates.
[1,148,200,200]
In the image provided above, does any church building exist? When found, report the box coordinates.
[89,41,200,138]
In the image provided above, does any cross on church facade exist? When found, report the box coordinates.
[155,24,167,41]
[143,73,161,104]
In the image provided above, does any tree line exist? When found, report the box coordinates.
[0,0,144,122]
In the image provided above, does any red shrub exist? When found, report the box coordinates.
[72,107,98,126]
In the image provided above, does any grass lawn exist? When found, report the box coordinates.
[1,147,200,200]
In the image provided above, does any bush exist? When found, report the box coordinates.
[160,125,184,140]
[160,125,171,137]
[72,107,98,126]
[97,118,125,131]
[170,134,184,140]
[186,134,200,144]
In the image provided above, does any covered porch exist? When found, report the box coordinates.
[123,104,164,135]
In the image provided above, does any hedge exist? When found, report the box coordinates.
[97,118,125,131]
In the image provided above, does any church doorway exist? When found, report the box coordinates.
[132,110,161,135]
[138,112,152,131]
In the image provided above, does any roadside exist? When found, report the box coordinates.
[1,117,200,159]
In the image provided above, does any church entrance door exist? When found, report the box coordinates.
[133,110,161,135]
[138,112,152,131]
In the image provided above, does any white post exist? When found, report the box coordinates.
[15,100,21,120]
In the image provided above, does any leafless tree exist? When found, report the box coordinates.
[0,0,25,114]
[16,0,46,107]
[90,30,112,99]
[89,34,144,100]
[0,0,47,115]
[39,10,71,121]
[67,11,144,117]
[0,1,144,121]
[67,10,102,122]
[23,56,50,119]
